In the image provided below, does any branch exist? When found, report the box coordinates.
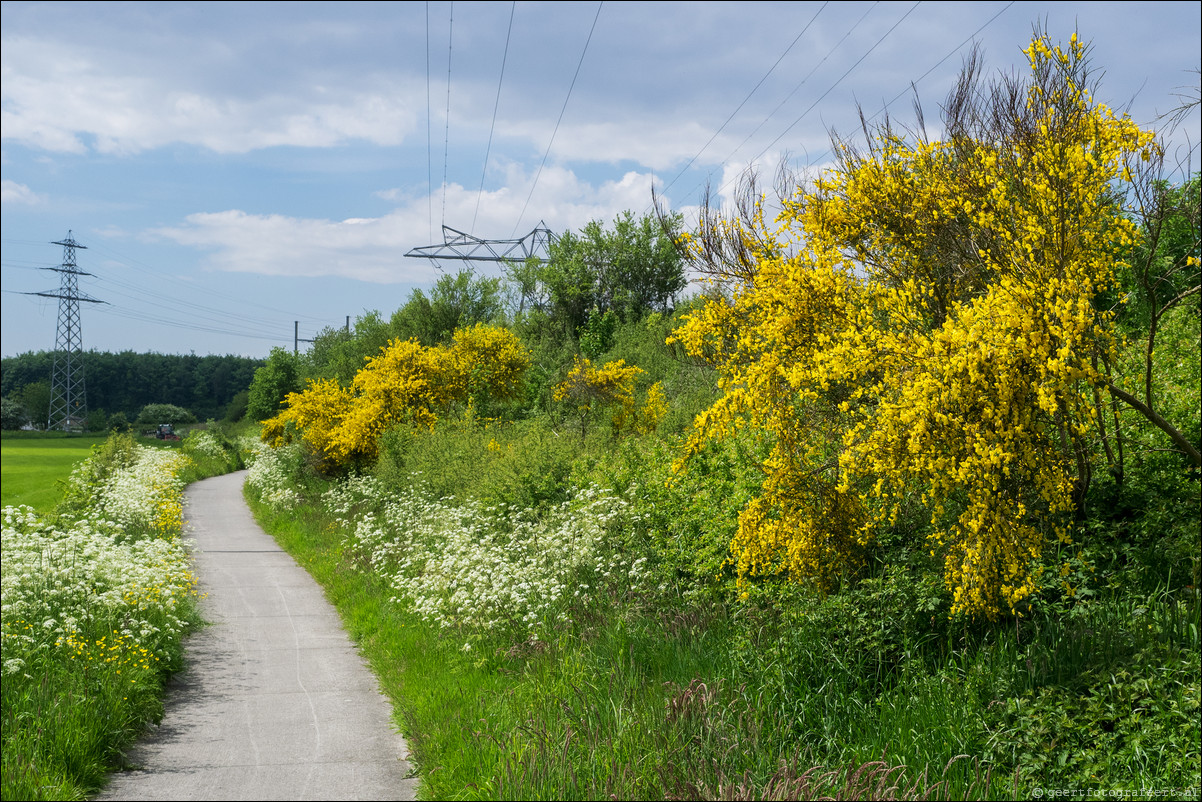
[1107,382,1202,467]
[1155,282,1201,319]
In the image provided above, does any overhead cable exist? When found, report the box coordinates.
[695,0,921,207]
[512,1,603,237]
[473,0,517,232]
[441,1,454,226]
[658,1,830,199]
[426,1,434,241]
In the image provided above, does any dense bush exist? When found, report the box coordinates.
[134,403,197,426]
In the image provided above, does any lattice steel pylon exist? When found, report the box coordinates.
[27,232,105,431]
[404,222,554,270]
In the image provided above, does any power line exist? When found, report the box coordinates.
[426,1,434,242]
[650,0,882,215]
[759,3,922,176]
[7,237,336,347]
[441,1,454,226]
[717,1,880,176]
[657,1,830,199]
[833,1,1017,154]
[689,1,920,208]
[704,0,1017,208]
[84,241,329,323]
[473,0,516,232]
[512,0,603,237]
[93,280,286,339]
[92,303,290,343]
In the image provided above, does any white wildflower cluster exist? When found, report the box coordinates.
[60,445,192,540]
[325,476,651,636]
[244,441,303,509]
[102,449,190,538]
[1,442,197,676]
[181,429,226,460]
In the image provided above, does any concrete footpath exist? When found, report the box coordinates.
[94,470,418,801]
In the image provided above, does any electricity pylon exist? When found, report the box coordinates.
[404,222,554,270]
[27,232,105,431]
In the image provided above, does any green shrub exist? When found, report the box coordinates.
[134,403,196,426]
[375,414,579,511]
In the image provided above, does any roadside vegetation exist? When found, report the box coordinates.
[242,34,1200,801]
[0,425,247,801]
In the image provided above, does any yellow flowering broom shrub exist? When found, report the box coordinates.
[263,324,529,468]
[672,33,1181,618]
[554,356,643,438]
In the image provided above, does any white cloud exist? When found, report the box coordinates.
[498,117,722,172]
[1,38,421,155]
[0,179,42,204]
[154,209,420,283]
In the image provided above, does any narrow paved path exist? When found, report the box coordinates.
[95,471,417,801]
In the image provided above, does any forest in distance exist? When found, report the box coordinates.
[1,350,263,427]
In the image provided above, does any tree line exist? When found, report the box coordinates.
[1,350,263,429]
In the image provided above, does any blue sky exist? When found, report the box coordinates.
[3,1,1199,358]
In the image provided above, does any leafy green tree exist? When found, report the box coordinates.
[246,348,303,422]
[1,396,29,430]
[223,390,249,423]
[391,269,506,346]
[17,381,50,428]
[85,408,108,432]
[579,308,618,358]
[308,312,394,384]
[508,211,687,338]
[1117,174,1199,329]
[1095,171,1201,483]
[0,351,53,398]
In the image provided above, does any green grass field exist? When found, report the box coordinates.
[1,433,112,512]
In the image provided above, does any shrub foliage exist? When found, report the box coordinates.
[670,33,1198,618]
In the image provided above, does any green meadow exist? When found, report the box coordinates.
[2,433,117,512]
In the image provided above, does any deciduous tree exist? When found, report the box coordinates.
[509,211,688,337]
[246,347,302,422]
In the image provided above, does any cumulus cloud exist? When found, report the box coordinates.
[0,37,421,155]
[0,179,43,204]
